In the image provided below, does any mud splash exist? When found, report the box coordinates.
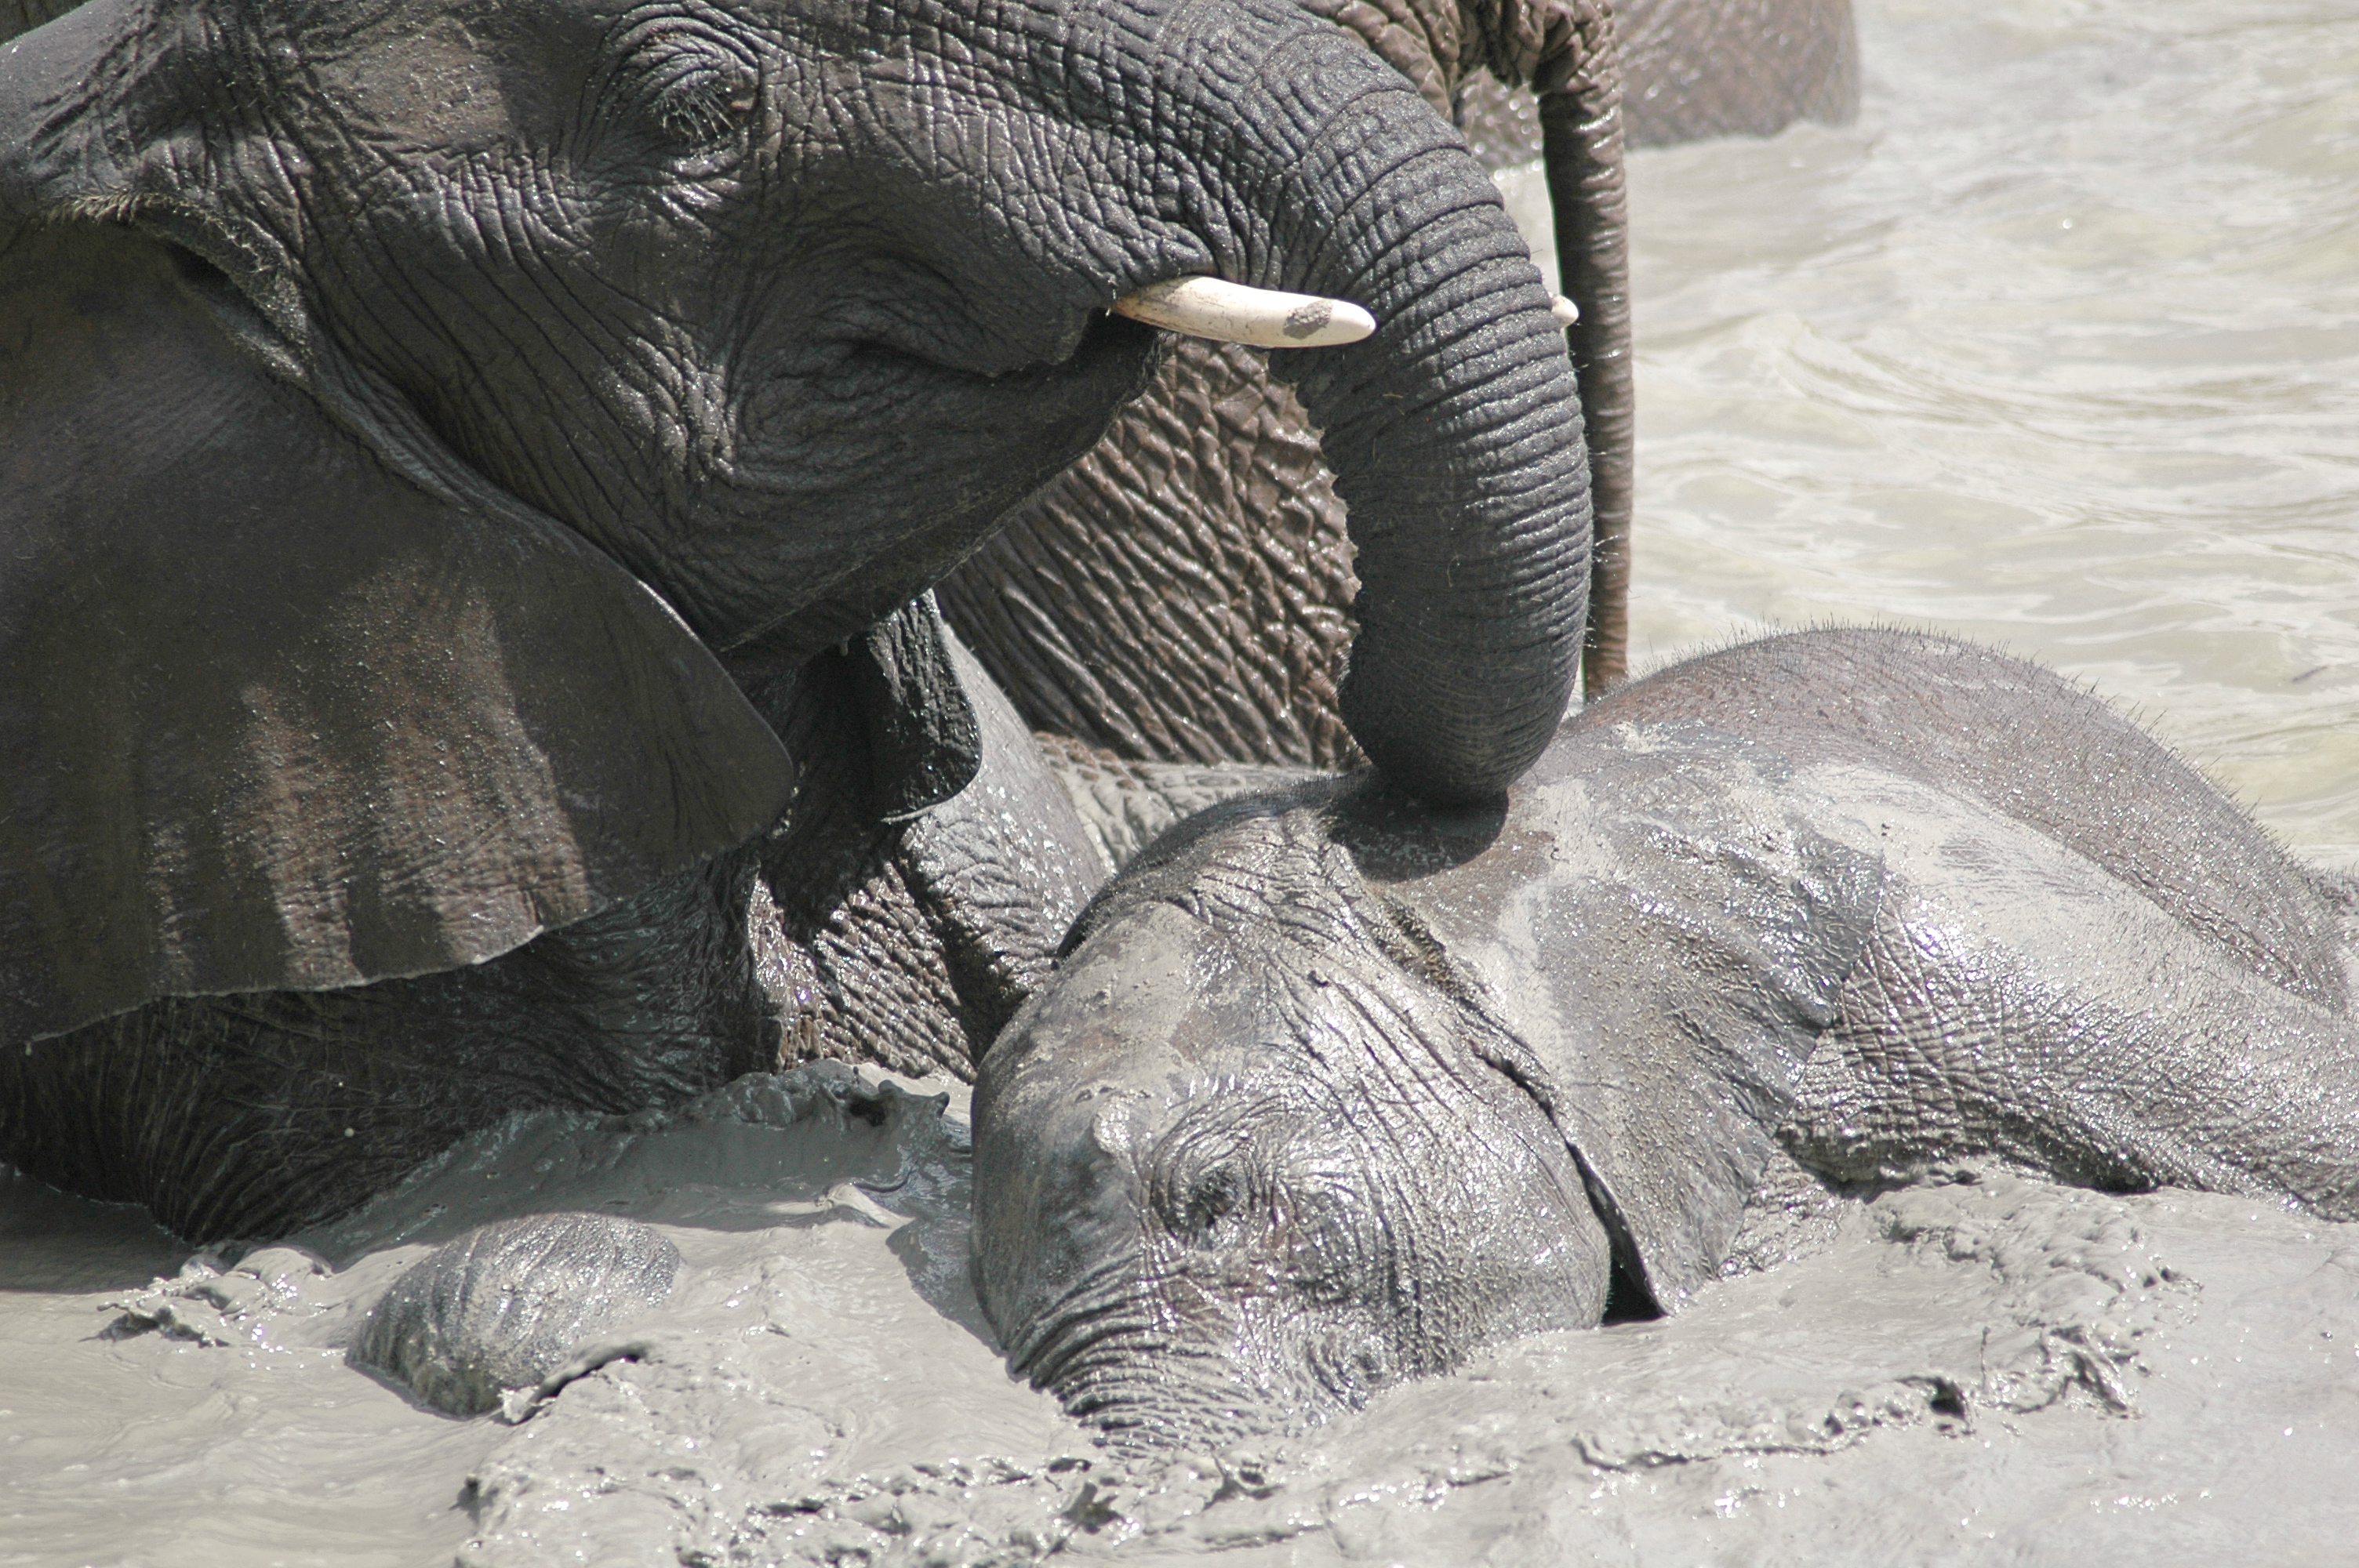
[10,1073,2359,1565]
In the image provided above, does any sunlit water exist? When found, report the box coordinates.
[7,2,2359,1563]
[1506,0,2359,866]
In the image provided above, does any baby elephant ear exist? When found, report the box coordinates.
[0,221,798,1049]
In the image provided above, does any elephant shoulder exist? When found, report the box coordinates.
[1366,720,1889,1312]
[0,221,794,1047]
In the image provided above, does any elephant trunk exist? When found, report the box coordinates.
[1136,5,1593,803]
[1531,3,1636,695]
[1297,0,1634,698]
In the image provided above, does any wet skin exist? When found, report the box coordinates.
[972,627,2359,1442]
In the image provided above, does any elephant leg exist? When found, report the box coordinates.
[747,652,977,1081]
[938,338,1364,771]
[0,851,777,1243]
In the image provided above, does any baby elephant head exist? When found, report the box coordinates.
[972,804,1611,1444]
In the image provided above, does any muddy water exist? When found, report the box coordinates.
[7,0,2359,1563]
[1505,0,2359,866]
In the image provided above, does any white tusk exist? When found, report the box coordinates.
[1550,294,1580,327]
[1110,276,1376,349]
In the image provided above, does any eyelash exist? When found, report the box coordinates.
[643,55,758,148]
[605,11,761,153]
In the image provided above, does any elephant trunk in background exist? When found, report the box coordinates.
[1531,4,1636,695]
[1127,3,1596,802]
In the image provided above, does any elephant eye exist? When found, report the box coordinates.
[1185,1167,1241,1236]
[1165,1164,1245,1244]
[647,60,758,150]
[607,16,761,153]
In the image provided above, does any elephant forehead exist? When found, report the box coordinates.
[278,3,597,153]
[992,902,1301,1109]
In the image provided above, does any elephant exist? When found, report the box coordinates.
[1452,0,1858,163]
[970,627,2359,1443]
[937,0,1862,764]
[0,0,1605,1240]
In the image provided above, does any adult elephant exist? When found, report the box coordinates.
[938,0,1859,764]
[0,0,1600,1237]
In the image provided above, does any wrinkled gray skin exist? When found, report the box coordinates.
[0,0,1839,1247]
[351,1213,680,1418]
[0,0,1595,1239]
[941,0,1859,753]
[973,628,2359,1443]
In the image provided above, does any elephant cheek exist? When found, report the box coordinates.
[707,320,1158,637]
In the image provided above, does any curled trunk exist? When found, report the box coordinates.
[943,0,1631,755]
[1115,2,1597,801]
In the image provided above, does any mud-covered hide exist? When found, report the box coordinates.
[1573,628,2352,1013]
[1044,718,1885,1319]
[1331,721,1885,1312]
[351,1213,680,1417]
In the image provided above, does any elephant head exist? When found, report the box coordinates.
[0,0,1592,1049]
[972,793,1616,1443]
[973,724,1888,1442]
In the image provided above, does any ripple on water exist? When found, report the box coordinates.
[1503,0,2359,863]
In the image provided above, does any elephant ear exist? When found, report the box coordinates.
[1362,723,1885,1313]
[0,215,796,1050]
[0,2,794,1049]
[844,595,984,824]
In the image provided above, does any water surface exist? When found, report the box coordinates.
[1505,0,2359,862]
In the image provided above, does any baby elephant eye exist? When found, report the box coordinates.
[1172,1165,1244,1243]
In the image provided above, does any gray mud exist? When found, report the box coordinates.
[8,1067,2359,1565]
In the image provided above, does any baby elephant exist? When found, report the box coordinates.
[972,628,2359,1443]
